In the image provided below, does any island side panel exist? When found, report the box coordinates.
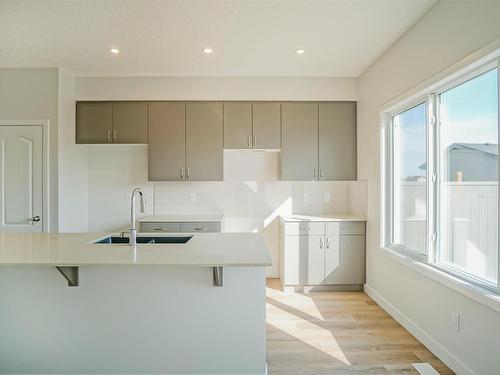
[0,265,267,374]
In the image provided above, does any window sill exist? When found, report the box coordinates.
[380,246,500,313]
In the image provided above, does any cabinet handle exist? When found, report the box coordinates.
[113,130,117,143]
[180,168,184,179]
[247,135,251,148]
[313,169,317,180]
[319,169,323,179]
[326,237,330,249]
[154,228,167,231]
[253,135,256,148]
[320,237,324,249]
[186,168,190,179]
[194,227,208,231]
[107,130,111,143]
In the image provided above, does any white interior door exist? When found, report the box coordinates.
[0,126,43,232]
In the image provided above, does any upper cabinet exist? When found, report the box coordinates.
[281,103,319,181]
[148,102,186,181]
[281,101,357,181]
[186,102,224,181]
[319,102,357,181]
[76,101,147,144]
[76,102,112,144]
[252,102,281,149]
[76,100,356,182]
[223,102,281,149]
[112,102,148,144]
[224,102,252,149]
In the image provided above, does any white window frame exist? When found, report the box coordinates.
[381,50,500,298]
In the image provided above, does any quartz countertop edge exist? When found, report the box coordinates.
[139,214,224,222]
[0,232,272,267]
[281,214,367,222]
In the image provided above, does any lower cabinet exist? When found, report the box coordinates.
[139,221,222,233]
[280,220,365,287]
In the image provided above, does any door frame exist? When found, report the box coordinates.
[0,120,50,232]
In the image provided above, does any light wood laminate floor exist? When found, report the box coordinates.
[266,279,454,375]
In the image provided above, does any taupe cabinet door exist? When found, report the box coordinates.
[77,101,147,144]
[253,102,281,149]
[112,102,148,144]
[281,103,318,181]
[186,102,223,181]
[148,102,186,181]
[325,235,365,285]
[76,102,112,144]
[224,102,252,149]
[319,102,357,180]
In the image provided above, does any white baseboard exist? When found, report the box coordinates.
[364,284,477,375]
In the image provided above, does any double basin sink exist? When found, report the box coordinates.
[93,235,192,244]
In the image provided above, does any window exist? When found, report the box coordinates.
[392,103,427,255]
[383,56,500,293]
[438,69,498,284]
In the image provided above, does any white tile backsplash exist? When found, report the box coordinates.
[86,147,367,276]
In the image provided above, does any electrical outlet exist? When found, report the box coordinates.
[451,312,460,332]
[303,193,309,202]
[189,192,197,203]
[324,193,331,202]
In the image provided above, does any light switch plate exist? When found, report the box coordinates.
[451,312,460,332]
[189,193,196,203]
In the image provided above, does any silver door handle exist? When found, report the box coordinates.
[313,169,317,180]
[253,135,256,148]
[186,168,190,179]
[154,228,166,231]
[107,130,111,142]
[180,167,184,179]
[247,136,251,147]
[326,237,330,249]
[113,130,117,143]
[319,237,324,249]
[194,227,208,231]
[319,169,323,179]
[32,216,40,222]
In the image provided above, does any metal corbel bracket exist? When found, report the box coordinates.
[212,266,223,287]
[56,266,79,287]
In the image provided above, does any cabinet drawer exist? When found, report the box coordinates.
[180,222,221,233]
[284,221,324,236]
[140,222,181,232]
[339,221,365,235]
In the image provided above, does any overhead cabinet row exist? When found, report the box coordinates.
[76,101,356,181]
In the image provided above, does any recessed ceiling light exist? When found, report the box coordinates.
[295,49,305,55]
[109,48,120,54]
[203,48,213,54]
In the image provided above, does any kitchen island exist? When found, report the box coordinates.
[0,232,272,374]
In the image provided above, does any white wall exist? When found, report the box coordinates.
[58,70,89,232]
[357,1,500,374]
[0,68,59,231]
[71,75,366,277]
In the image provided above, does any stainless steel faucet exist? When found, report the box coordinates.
[130,187,145,246]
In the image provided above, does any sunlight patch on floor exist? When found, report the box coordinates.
[266,286,325,320]
[266,302,350,365]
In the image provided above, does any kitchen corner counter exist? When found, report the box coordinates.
[0,232,272,267]
[281,214,367,222]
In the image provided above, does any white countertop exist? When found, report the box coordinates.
[0,232,271,267]
[281,214,367,222]
[139,214,224,222]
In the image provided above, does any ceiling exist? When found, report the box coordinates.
[0,0,437,77]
